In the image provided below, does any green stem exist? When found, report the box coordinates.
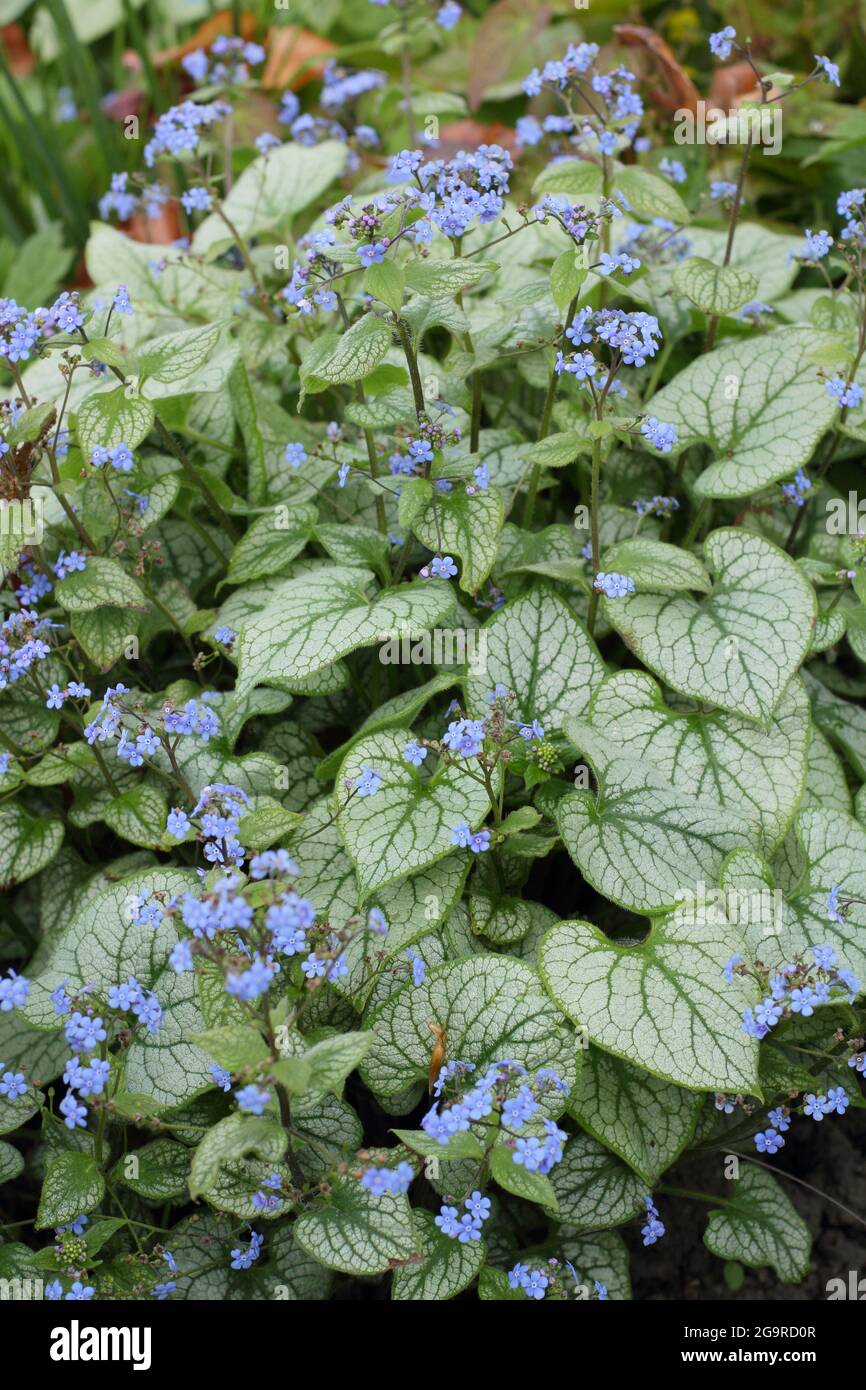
[704,135,752,352]
[659,1184,728,1206]
[586,436,602,636]
[393,315,425,420]
[682,497,710,548]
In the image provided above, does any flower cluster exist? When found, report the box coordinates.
[0,289,94,363]
[388,144,513,240]
[508,1258,608,1301]
[435,1189,490,1242]
[181,36,266,86]
[738,944,861,1040]
[523,45,644,158]
[641,1195,666,1246]
[634,494,679,519]
[0,969,30,1012]
[90,441,135,473]
[0,609,55,690]
[420,1058,569,1176]
[837,187,866,245]
[230,1228,264,1270]
[53,977,163,1130]
[84,685,221,766]
[780,469,812,506]
[143,99,233,168]
[165,781,249,864]
[594,571,635,599]
[135,844,353,1017]
[359,1160,414,1196]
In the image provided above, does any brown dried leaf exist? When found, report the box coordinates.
[613,24,700,113]
[153,9,257,66]
[436,119,519,161]
[1,23,34,78]
[260,26,335,91]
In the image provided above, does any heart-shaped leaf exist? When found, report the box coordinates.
[336,729,492,898]
[556,739,755,914]
[539,914,760,1093]
[465,587,604,733]
[646,329,837,498]
[235,567,455,697]
[362,955,580,1103]
[603,529,816,722]
[582,670,810,852]
[672,257,758,316]
[703,1166,811,1282]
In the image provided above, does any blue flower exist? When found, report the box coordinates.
[405,949,426,986]
[754,1128,784,1154]
[709,26,736,59]
[826,377,863,409]
[804,1093,831,1121]
[210,1064,232,1092]
[215,625,235,645]
[815,54,840,87]
[403,741,428,766]
[284,442,307,469]
[0,1069,27,1100]
[181,186,213,213]
[711,180,739,202]
[59,1093,88,1129]
[789,986,817,1017]
[354,765,382,797]
[523,1269,549,1299]
[367,907,389,936]
[360,1162,413,1196]
[166,807,191,839]
[235,1084,270,1116]
[723,953,743,983]
[825,1086,849,1115]
[640,417,678,452]
[802,228,833,259]
[593,571,635,599]
[358,240,389,266]
[465,1190,491,1222]
[427,554,458,579]
[45,683,66,710]
[436,1,462,29]
[812,944,837,969]
[65,1281,95,1300]
[442,717,485,757]
[658,157,687,185]
[827,885,845,922]
[113,285,133,316]
[230,1230,264,1270]
[434,1204,462,1238]
[451,820,472,848]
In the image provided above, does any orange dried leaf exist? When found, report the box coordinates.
[153,9,256,67]
[614,23,700,113]
[260,25,335,91]
[2,23,34,78]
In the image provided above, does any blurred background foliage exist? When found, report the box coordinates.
[0,0,863,309]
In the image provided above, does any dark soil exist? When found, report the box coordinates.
[627,1106,866,1300]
